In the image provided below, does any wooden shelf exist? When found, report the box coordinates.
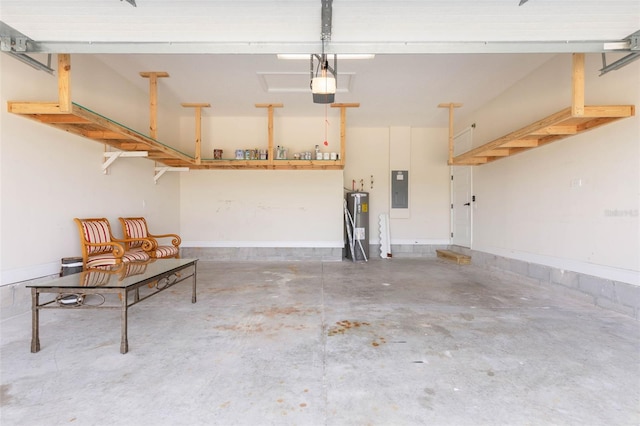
[451,105,635,165]
[442,54,635,166]
[7,100,352,170]
[7,54,358,172]
[194,160,344,170]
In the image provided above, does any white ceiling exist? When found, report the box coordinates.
[1,0,638,127]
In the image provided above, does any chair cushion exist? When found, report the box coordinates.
[123,250,151,263]
[123,219,148,248]
[86,253,119,268]
[87,250,149,268]
[155,245,179,259]
[82,220,113,254]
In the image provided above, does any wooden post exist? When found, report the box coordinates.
[438,103,463,165]
[572,53,585,117]
[331,103,360,165]
[255,103,283,163]
[58,54,71,113]
[139,72,169,139]
[181,103,211,165]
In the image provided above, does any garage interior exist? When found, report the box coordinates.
[1,1,639,425]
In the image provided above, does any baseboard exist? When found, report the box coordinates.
[180,246,343,261]
[451,246,640,320]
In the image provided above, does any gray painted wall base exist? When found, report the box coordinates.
[450,246,639,320]
[180,247,343,262]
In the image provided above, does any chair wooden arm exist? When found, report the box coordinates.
[115,237,155,252]
[147,233,181,248]
[84,241,126,258]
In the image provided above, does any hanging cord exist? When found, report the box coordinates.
[324,104,329,146]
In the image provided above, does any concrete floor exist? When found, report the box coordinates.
[1,258,638,426]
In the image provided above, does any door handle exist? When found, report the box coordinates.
[463,202,470,206]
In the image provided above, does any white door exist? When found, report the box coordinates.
[451,128,473,248]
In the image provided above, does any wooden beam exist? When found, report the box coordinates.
[256,103,284,162]
[530,125,578,135]
[331,103,359,165]
[58,54,71,113]
[7,102,61,114]
[501,139,540,148]
[36,114,90,124]
[182,103,211,165]
[572,53,585,117]
[438,103,463,165]
[139,71,169,139]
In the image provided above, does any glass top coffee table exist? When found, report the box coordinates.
[27,258,198,354]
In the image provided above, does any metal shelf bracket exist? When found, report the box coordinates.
[154,166,189,184]
[103,151,148,174]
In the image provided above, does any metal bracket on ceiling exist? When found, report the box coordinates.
[600,29,640,75]
[0,21,54,74]
[321,0,333,41]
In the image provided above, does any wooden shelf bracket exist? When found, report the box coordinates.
[437,102,463,165]
[331,103,360,164]
[255,103,283,164]
[140,71,169,139]
[182,103,211,165]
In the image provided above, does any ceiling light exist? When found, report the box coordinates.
[311,53,336,104]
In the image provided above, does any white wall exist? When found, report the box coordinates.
[458,53,640,285]
[0,54,181,285]
[177,114,451,250]
[180,170,344,247]
[344,126,451,245]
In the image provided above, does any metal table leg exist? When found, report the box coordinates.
[120,289,129,354]
[30,288,40,353]
[192,264,197,304]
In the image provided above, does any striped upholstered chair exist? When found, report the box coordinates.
[74,218,153,268]
[118,217,181,259]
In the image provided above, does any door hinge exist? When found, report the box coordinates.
[451,232,454,237]
[451,175,454,181]
[451,203,453,209]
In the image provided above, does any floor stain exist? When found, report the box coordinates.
[460,313,475,321]
[327,320,371,336]
[253,306,319,317]
[429,324,453,338]
[372,337,387,347]
[0,384,12,406]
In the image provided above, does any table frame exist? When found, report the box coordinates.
[29,259,197,354]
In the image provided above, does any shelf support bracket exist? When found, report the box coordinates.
[256,103,283,163]
[438,102,463,165]
[181,103,211,165]
[154,166,189,184]
[572,53,585,117]
[103,151,148,174]
[331,103,360,164]
[140,71,169,139]
[58,54,71,113]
